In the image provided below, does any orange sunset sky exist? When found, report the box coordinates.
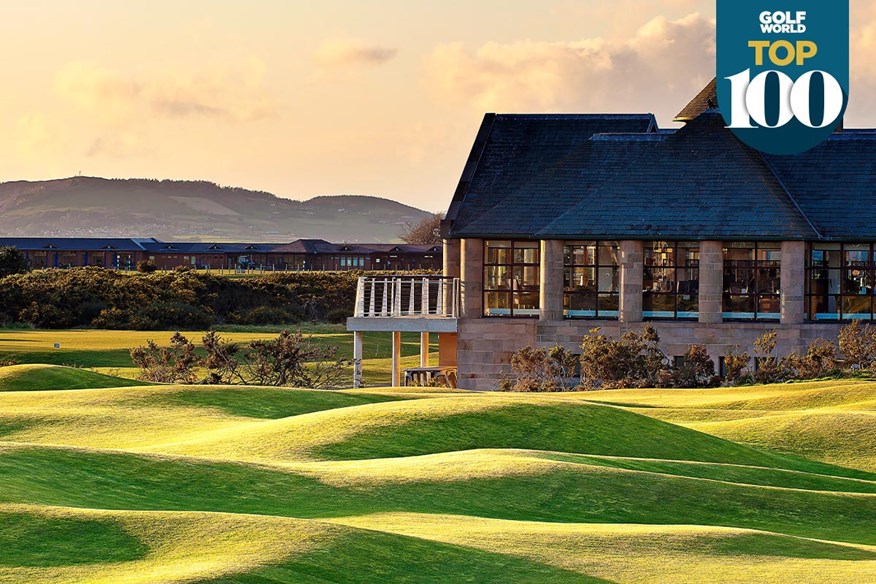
[2,0,875,211]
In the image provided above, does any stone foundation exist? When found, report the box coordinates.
[458,317,844,391]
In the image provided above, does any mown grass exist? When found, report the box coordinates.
[1,354,876,582]
[0,365,144,391]
[0,327,435,386]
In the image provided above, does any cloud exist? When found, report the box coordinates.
[54,59,277,124]
[314,38,398,67]
[422,13,716,123]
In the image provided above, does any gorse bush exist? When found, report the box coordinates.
[502,322,874,392]
[0,268,435,329]
[132,330,350,389]
[498,344,579,392]
[579,325,671,389]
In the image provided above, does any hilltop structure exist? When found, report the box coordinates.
[348,80,876,390]
[0,237,442,272]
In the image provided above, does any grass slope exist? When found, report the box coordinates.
[0,365,144,391]
[1,370,876,582]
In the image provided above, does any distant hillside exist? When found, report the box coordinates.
[0,177,430,242]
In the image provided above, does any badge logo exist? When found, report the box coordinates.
[717,1,849,155]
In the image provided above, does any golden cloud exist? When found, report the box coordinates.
[54,59,278,124]
[314,38,398,67]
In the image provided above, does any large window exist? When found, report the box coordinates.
[807,243,875,321]
[483,241,540,317]
[723,242,781,320]
[643,241,699,319]
[563,242,619,319]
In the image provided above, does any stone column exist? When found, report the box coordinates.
[619,240,644,323]
[391,331,402,387]
[781,241,806,325]
[352,331,364,389]
[460,238,483,319]
[443,239,461,278]
[539,240,565,321]
[420,332,430,367]
[699,241,724,324]
[443,239,461,314]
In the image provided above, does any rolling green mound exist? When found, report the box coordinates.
[0,365,145,392]
[1,373,876,582]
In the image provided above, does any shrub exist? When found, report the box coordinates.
[130,332,199,383]
[137,260,158,273]
[579,325,669,389]
[786,338,840,380]
[325,307,353,324]
[240,306,300,326]
[673,345,720,388]
[0,247,29,278]
[498,344,579,392]
[132,330,351,389]
[838,321,876,371]
[723,345,751,384]
[0,268,431,329]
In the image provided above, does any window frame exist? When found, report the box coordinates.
[483,240,541,318]
[562,241,620,320]
[643,241,700,320]
[722,242,782,321]
[806,242,875,322]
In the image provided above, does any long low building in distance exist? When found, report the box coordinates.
[0,237,443,272]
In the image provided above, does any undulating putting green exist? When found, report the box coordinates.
[0,333,875,582]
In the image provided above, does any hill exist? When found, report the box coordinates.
[0,372,875,582]
[0,177,430,242]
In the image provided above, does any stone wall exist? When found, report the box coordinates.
[458,317,845,391]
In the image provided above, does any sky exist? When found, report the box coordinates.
[2,0,875,211]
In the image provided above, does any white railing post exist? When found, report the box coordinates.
[381,279,389,317]
[355,277,365,317]
[369,278,377,317]
[393,278,403,316]
[408,279,415,316]
[437,278,445,316]
[421,277,429,316]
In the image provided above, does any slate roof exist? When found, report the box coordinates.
[0,238,156,251]
[444,96,876,242]
[675,78,718,122]
[0,238,442,254]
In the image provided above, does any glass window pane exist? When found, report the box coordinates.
[758,295,781,315]
[485,241,512,265]
[809,295,840,320]
[643,293,675,318]
[514,292,540,315]
[567,267,596,291]
[598,267,619,293]
[565,292,597,318]
[484,292,512,316]
[485,266,510,289]
[678,295,699,317]
[842,296,872,319]
[598,242,619,266]
[843,269,872,295]
[598,294,619,314]
[513,242,539,264]
[724,294,755,318]
[513,266,540,290]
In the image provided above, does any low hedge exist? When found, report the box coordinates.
[0,268,437,330]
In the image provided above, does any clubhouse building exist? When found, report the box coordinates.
[349,81,876,390]
[0,237,442,272]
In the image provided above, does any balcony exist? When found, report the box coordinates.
[348,276,460,388]
[349,276,459,333]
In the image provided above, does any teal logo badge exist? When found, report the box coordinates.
[717,1,849,155]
